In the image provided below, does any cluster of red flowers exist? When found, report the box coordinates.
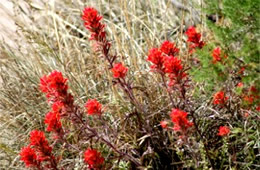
[20,130,57,168]
[147,41,180,72]
[212,47,227,64]
[213,91,229,106]
[243,86,259,105]
[170,109,193,133]
[85,99,102,115]
[20,71,72,168]
[217,126,230,136]
[243,95,254,105]
[21,69,106,168]
[185,26,205,53]
[84,148,104,169]
[147,41,186,87]
[82,7,106,41]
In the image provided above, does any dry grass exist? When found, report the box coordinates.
[0,0,206,169]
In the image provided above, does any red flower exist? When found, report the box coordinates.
[185,26,205,52]
[237,82,243,88]
[212,47,221,63]
[212,47,227,64]
[170,109,193,132]
[29,130,53,161]
[52,101,64,113]
[82,7,106,40]
[250,86,258,93]
[84,148,104,169]
[147,48,164,71]
[243,86,259,105]
[168,79,176,87]
[217,126,230,136]
[160,41,179,57]
[160,121,168,129]
[44,111,62,132]
[20,146,39,167]
[40,70,68,101]
[163,56,183,76]
[185,26,202,44]
[111,63,128,78]
[243,112,249,118]
[243,95,254,104]
[213,91,228,105]
[85,99,102,115]
[256,105,260,111]
[238,67,245,74]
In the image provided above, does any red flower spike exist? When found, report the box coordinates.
[44,111,62,132]
[163,56,183,76]
[82,7,106,40]
[40,70,68,101]
[20,146,39,168]
[160,121,168,129]
[29,130,52,160]
[170,109,193,132]
[111,63,128,78]
[29,130,58,168]
[85,99,102,115]
[217,126,230,136]
[160,41,179,57]
[213,91,228,105]
[84,148,104,169]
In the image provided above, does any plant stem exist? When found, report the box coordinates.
[161,73,175,108]
[190,110,215,169]
[72,106,141,166]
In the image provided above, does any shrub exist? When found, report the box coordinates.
[0,1,259,169]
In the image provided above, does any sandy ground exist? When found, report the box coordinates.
[0,0,17,48]
[0,0,45,50]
